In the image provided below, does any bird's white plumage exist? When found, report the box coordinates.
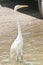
[10,5,28,60]
[11,34,23,51]
[10,34,23,59]
[10,5,24,60]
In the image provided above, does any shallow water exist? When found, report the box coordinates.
[0,31,43,65]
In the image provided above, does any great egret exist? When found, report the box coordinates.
[10,5,28,61]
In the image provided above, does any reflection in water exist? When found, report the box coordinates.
[0,32,43,65]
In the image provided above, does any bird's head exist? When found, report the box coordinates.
[14,5,28,10]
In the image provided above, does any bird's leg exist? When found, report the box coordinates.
[16,50,19,62]
[20,49,23,60]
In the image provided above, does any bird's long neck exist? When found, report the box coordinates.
[14,9,22,36]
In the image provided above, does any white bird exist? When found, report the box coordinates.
[10,5,28,61]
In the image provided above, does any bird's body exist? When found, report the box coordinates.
[10,33,23,59]
[10,5,28,60]
[11,34,23,51]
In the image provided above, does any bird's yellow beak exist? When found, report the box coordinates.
[20,5,28,8]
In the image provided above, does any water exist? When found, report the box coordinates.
[0,31,43,65]
[0,3,43,65]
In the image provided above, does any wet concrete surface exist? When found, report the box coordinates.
[0,0,43,65]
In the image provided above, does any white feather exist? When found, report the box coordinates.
[10,5,23,60]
